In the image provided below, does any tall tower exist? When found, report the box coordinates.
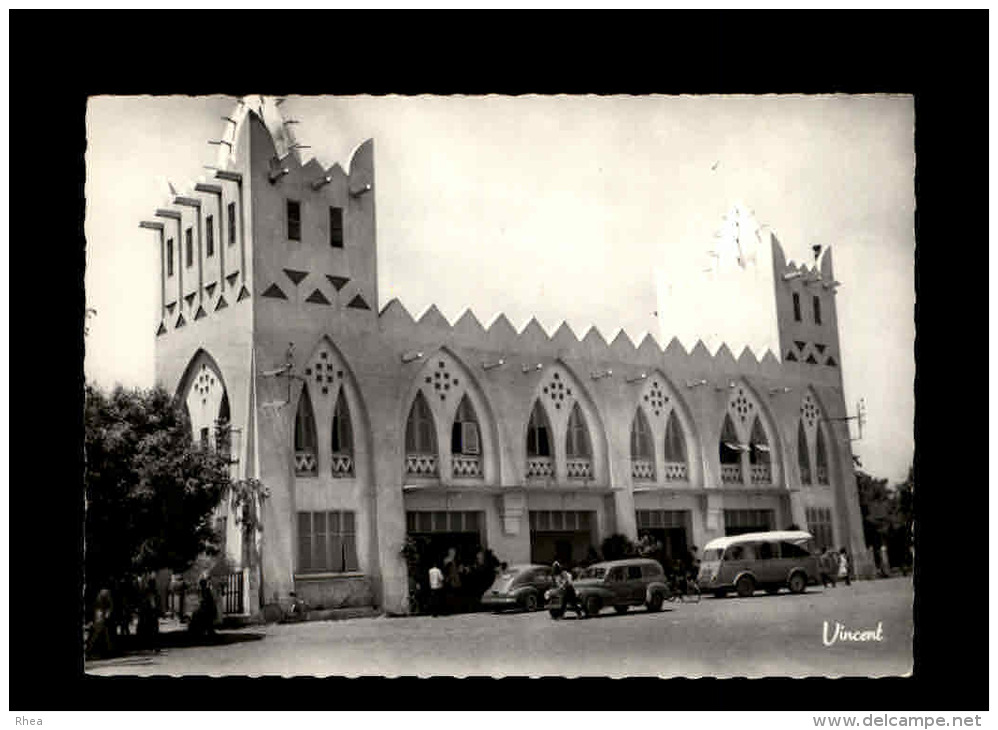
[143,95,380,609]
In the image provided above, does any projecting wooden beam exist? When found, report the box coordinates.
[139,221,164,230]
[215,170,242,183]
[194,183,223,195]
[155,209,181,220]
[174,196,201,208]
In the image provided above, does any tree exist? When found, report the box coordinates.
[84,383,262,611]
[855,466,914,573]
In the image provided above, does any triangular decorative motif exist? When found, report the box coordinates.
[814,343,826,354]
[794,340,806,352]
[305,289,331,305]
[805,354,818,364]
[215,296,228,311]
[326,275,350,291]
[825,356,838,367]
[786,351,798,362]
[262,283,288,300]
[166,302,176,315]
[194,306,207,320]
[283,268,308,286]
[205,282,217,297]
[347,294,370,310]
[184,293,196,307]
[156,322,167,336]
[176,314,186,328]
[226,273,239,288]
[237,285,251,302]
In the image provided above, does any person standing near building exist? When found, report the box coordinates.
[819,547,836,587]
[427,563,444,617]
[838,548,851,586]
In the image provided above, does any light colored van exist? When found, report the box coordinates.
[697,530,819,598]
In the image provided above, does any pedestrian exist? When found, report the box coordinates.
[819,547,836,587]
[879,544,890,577]
[190,577,217,636]
[838,548,851,586]
[552,561,579,617]
[427,562,444,617]
[88,587,116,658]
[136,577,161,649]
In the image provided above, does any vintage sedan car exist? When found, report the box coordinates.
[481,564,555,612]
[544,558,670,618]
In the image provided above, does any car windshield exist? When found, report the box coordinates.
[580,566,606,579]
[703,548,723,561]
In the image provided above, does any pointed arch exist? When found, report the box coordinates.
[748,415,772,484]
[663,410,688,481]
[525,399,554,479]
[451,394,483,478]
[399,346,500,483]
[330,386,354,477]
[294,384,318,476]
[405,390,438,477]
[719,413,742,484]
[565,402,592,459]
[797,420,812,485]
[176,348,230,447]
[816,426,829,485]
[630,407,655,481]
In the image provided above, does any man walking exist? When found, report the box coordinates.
[838,548,852,586]
[819,547,836,588]
[428,562,444,617]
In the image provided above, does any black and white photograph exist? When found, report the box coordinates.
[79,92,917,681]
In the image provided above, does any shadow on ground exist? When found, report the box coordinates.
[87,630,265,662]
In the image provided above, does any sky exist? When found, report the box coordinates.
[84,94,915,483]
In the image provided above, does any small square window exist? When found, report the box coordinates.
[287,200,301,241]
[330,206,344,248]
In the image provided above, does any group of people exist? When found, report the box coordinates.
[423,547,502,616]
[86,577,163,658]
[818,546,852,587]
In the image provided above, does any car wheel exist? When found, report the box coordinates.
[735,576,755,598]
[614,605,629,614]
[646,593,664,612]
[523,592,538,612]
[548,608,564,619]
[584,596,601,618]
[788,572,807,594]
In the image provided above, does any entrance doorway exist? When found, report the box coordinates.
[405,511,491,613]
[636,510,691,573]
[723,508,776,536]
[528,510,597,568]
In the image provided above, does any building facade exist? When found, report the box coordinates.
[142,96,871,616]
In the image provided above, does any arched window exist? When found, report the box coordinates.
[405,391,436,454]
[631,408,655,480]
[816,427,829,484]
[331,388,354,478]
[748,416,770,465]
[631,409,653,460]
[797,421,811,485]
[748,416,772,484]
[216,390,231,455]
[719,414,741,464]
[451,395,482,478]
[451,395,480,455]
[664,410,687,463]
[295,385,318,476]
[565,403,591,459]
[405,391,438,477]
[526,400,551,458]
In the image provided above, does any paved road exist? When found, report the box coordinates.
[86,576,912,678]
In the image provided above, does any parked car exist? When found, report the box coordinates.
[697,530,820,598]
[481,564,554,612]
[545,558,669,619]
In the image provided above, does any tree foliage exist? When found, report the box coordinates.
[855,466,914,569]
[84,383,234,606]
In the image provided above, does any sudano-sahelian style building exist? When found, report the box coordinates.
[141,96,871,617]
